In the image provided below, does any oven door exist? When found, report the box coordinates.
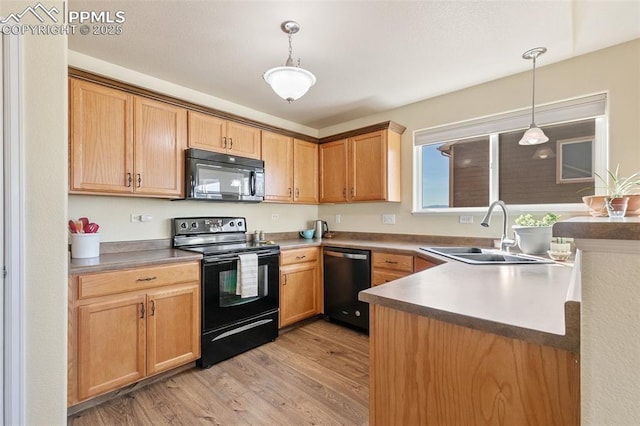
[201,249,279,331]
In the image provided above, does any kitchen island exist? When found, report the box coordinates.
[359,248,580,426]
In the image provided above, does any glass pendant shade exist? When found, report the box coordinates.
[519,47,548,146]
[263,66,316,103]
[519,126,549,145]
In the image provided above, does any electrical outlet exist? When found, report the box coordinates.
[382,214,396,225]
[335,214,341,224]
[459,215,474,224]
[271,214,279,220]
[130,214,141,223]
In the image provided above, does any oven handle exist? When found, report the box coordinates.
[203,249,279,264]
[210,318,274,342]
[249,171,256,196]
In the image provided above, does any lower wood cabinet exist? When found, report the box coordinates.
[279,247,322,328]
[372,252,438,286]
[69,261,201,406]
[369,305,580,425]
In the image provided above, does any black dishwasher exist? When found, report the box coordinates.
[323,247,371,331]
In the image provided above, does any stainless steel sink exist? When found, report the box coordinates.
[420,247,553,265]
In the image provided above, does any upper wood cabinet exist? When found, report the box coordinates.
[69,78,187,198]
[262,131,318,203]
[319,124,404,203]
[187,110,261,159]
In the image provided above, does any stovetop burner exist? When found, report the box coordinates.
[172,216,279,257]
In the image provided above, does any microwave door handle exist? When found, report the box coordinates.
[249,171,256,196]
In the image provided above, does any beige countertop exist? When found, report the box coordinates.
[68,248,202,274]
[553,216,640,240]
[68,235,578,351]
[284,237,578,351]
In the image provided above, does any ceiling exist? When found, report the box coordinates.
[68,1,640,129]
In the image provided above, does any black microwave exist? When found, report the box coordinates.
[184,148,265,202]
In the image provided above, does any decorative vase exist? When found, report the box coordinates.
[604,196,629,218]
[512,225,553,254]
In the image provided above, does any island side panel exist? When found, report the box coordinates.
[369,305,580,426]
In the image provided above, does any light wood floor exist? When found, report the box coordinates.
[68,319,369,425]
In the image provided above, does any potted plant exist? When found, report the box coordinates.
[582,165,640,217]
[512,213,560,254]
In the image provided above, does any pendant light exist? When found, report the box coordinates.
[263,21,316,103]
[519,47,549,145]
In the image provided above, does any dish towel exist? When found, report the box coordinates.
[236,253,259,298]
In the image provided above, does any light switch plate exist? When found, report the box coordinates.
[382,214,396,225]
[459,215,474,224]
[335,214,341,224]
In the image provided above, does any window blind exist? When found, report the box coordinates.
[414,93,607,146]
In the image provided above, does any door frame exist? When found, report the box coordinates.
[2,28,25,426]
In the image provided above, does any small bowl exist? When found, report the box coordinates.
[547,251,571,261]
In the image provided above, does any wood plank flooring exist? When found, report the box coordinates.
[68,319,369,425]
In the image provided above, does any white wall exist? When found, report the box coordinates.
[68,195,318,242]
[579,242,640,425]
[318,39,640,238]
[3,0,70,423]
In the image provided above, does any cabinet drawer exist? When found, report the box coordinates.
[280,247,319,266]
[372,270,411,286]
[78,262,200,299]
[372,252,413,272]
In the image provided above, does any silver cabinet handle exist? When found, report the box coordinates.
[324,250,368,260]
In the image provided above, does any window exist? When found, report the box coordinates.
[413,94,607,213]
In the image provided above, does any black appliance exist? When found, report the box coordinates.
[184,148,265,202]
[323,246,371,331]
[172,216,279,368]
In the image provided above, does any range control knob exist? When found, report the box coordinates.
[180,222,187,229]
[190,222,198,229]
[229,221,235,227]
[237,220,244,228]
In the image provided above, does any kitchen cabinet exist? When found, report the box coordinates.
[372,252,413,286]
[68,261,200,405]
[319,124,404,203]
[188,110,261,159]
[372,252,438,286]
[69,78,187,198]
[262,131,318,203]
[369,305,579,425]
[279,247,322,328]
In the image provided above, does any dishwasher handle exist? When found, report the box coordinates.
[324,250,369,261]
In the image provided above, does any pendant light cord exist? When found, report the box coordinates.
[530,55,537,126]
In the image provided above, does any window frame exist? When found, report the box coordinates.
[412,94,608,214]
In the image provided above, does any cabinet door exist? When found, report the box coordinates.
[77,293,146,400]
[319,139,349,203]
[262,131,293,202]
[350,130,387,201]
[280,262,318,328]
[293,139,319,203]
[226,121,261,159]
[134,97,187,198]
[187,110,227,153]
[69,78,134,194]
[146,283,201,375]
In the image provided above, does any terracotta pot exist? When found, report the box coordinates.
[626,194,640,216]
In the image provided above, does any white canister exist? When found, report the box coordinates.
[71,233,101,259]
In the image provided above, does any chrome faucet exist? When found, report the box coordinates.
[481,200,517,252]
